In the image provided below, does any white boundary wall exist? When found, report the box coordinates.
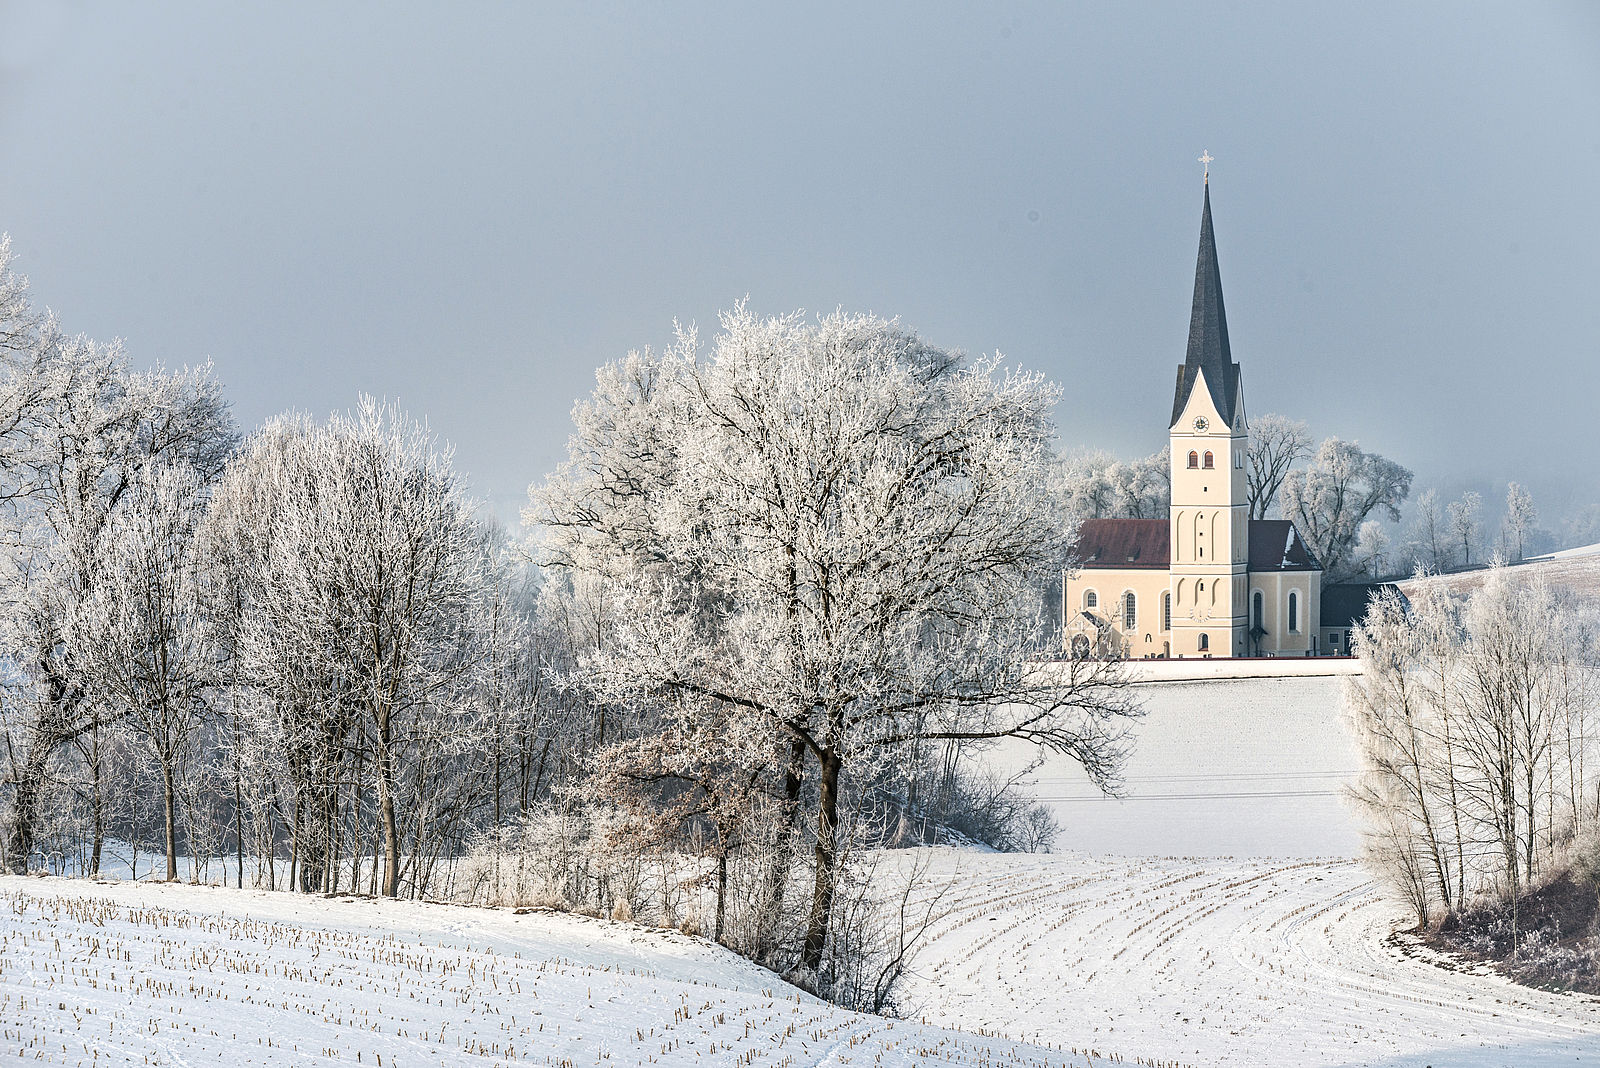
[1125,656,1362,682]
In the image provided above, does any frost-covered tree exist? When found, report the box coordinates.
[0,238,235,873]
[207,400,488,896]
[71,463,216,880]
[1280,438,1412,580]
[1057,447,1169,522]
[1503,482,1537,562]
[1350,519,1391,579]
[535,306,1138,980]
[1403,489,1452,572]
[1348,565,1600,941]
[1245,413,1311,521]
[1446,491,1482,568]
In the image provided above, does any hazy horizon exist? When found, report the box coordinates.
[2,2,1596,532]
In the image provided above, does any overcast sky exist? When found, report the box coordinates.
[1,2,1596,527]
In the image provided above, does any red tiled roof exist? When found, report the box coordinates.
[1071,519,1169,569]
[1071,517,1322,572]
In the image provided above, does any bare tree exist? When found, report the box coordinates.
[1503,482,1537,562]
[536,305,1140,984]
[1245,413,1311,520]
[0,254,234,872]
[1348,565,1600,942]
[72,463,216,880]
[1280,437,1412,580]
[1404,489,1452,572]
[206,400,488,896]
[1446,491,1482,568]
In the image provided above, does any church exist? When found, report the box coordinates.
[1062,177,1325,659]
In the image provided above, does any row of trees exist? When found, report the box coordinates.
[1346,567,1599,945]
[0,235,1134,1005]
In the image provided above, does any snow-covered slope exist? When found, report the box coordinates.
[993,675,1363,857]
[0,875,1092,1067]
[1400,549,1600,600]
[895,849,1600,1068]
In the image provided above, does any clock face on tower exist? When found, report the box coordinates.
[1193,417,1209,432]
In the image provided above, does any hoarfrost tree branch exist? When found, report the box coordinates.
[1503,482,1537,562]
[1280,437,1412,580]
[534,305,1139,981]
[1244,413,1311,521]
[0,235,236,872]
[71,462,217,881]
[1446,491,1482,569]
[205,399,488,896]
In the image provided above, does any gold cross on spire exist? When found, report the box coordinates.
[1198,150,1214,184]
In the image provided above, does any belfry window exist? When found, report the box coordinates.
[1123,592,1137,630]
[1187,451,1199,469]
[1203,451,1214,469]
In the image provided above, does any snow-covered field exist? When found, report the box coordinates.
[8,851,1599,1068]
[896,849,1600,1068]
[998,675,1364,857]
[1400,545,1600,600]
[9,674,1599,1067]
[0,874,1091,1068]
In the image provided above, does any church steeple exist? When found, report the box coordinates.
[1169,181,1241,428]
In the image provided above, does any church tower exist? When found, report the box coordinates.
[1167,178,1249,657]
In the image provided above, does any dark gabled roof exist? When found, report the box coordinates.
[1170,184,1242,429]
[1321,582,1408,629]
[1246,520,1322,573]
[1071,518,1170,569]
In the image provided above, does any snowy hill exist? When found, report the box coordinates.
[1399,546,1600,600]
[894,849,1600,1068]
[9,853,1599,1068]
[0,874,1092,1068]
[994,675,1364,857]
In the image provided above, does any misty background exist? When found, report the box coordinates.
[1,1,1596,533]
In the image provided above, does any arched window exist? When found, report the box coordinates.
[1252,591,1264,630]
[1203,451,1214,469]
[1162,592,1171,631]
[1288,590,1300,633]
[1187,450,1199,468]
[1084,589,1097,610]
[1199,633,1210,652]
[1123,591,1137,630]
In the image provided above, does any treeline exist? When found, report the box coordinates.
[0,244,1137,1008]
[1346,567,1600,955]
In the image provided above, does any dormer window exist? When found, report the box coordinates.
[1187,451,1199,469]
[1203,451,1214,469]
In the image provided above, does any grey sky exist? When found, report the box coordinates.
[1,2,1597,526]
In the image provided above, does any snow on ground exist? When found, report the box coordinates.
[994,675,1364,857]
[0,874,1101,1068]
[1399,549,1600,600]
[895,848,1600,1068]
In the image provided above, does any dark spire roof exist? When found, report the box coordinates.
[1170,183,1242,428]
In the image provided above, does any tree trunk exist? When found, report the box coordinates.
[377,716,401,898]
[755,737,806,961]
[162,755,179,881]
[801,748,843,976]
[715,849,729,944]
[3,740,52,875]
